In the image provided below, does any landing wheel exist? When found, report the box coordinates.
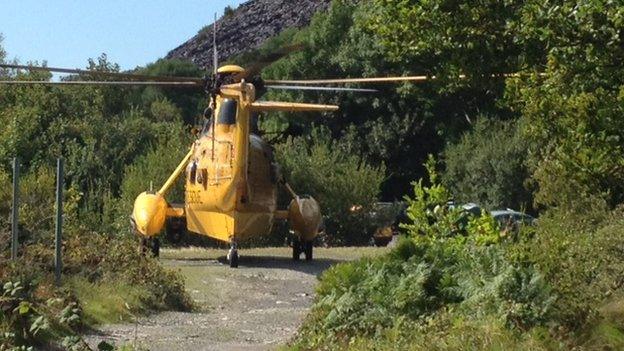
[292,239,302,261]
[304,241,313,261]
[152,238,160,257]
[139,238,160,258]
[140,238,148,256]
[228,243,239,268]
[165,218,185,244]
[229,250,239,268]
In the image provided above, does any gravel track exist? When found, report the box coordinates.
[85,247,380,351]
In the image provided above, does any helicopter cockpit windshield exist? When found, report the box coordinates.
[202,98,238,134]
[217,99,237,125]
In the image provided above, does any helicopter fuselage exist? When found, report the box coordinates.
[183,83,278,243]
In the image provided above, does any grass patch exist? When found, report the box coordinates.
[578,297,624,350]
[161,246,388,261]
[336,320,556,351]
[68,277,146,325]
[584,322,624,350]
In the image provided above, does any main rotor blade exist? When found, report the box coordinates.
[0,80,202,87]
[266,73,541,85]
[0,63,204,83]
[265,75,438,85]
[265,85,378,93]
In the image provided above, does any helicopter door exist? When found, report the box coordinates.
[212,141,234,185]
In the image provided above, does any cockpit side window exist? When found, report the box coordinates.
[217,99,237,125]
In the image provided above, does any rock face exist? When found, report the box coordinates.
[166,0,332,71]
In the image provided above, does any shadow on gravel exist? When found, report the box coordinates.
[215,255,343,276]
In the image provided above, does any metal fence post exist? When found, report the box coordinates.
[55,158,64,286]
[11,158,19,260]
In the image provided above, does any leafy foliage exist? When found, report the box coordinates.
[443,118,532,210]
[0,50,208,227]
[292,161,554,349]
[505,1,624,209]
[0,34,6,65]
[0,52,193,347]
[261,0,513,199]
[296,236,553,350]
[402,155,456,240]
[133,59,204,124]
[0,277,102,350]
[368,0,541,74]
[510,208,624,330]
[1,231,191,349]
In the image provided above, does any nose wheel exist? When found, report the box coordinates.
[292,239,313,261]
[227,242,239,268]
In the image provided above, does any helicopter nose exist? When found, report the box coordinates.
[132,192,168,237]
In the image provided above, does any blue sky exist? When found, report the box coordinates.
[1,0,245,71]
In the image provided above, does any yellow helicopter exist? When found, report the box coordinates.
[0,31,447,267]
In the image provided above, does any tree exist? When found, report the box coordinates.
[367,0,536,75]
[224,5,235,17]
[261,0,521,199]
[506,0,624,209]
[0,33,6,63]
[133,59,205,125]
[443,118,532,211]
[0,55,196,224]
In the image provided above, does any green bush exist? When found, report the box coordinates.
[329,315,559,351]
[402,155,457,240]
[293,164,553,349]
[510,207,624,330]
[1,231,192,349]
[275,127,386,245]
[443,118,532,211]
[292,156,624,350]
[0,166,59,254]
[0,164,192,349]
[223,5,235,17]
[295,239,554,349]
[134,59,204,124]
[149,98,183,123]
[503,1,624,210]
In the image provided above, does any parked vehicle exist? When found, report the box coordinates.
[491,209,536,235]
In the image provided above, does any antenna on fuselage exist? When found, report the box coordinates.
[213,13,218,76]
[211,12,218,161]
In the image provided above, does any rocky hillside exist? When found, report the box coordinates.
[166,0,332,70]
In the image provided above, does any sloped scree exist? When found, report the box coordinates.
[166,0,332,70]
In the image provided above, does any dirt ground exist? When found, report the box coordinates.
[84,247,384,351]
